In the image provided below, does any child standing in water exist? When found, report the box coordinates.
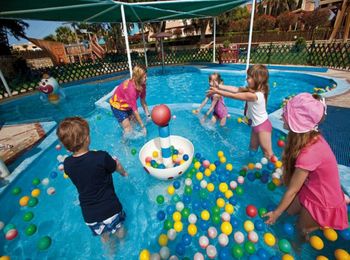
[193,73,228,126]
[56,117,128,246]
[264,93,348,237]
[208,65,275,160]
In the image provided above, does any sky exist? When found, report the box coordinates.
[8,20,139,45]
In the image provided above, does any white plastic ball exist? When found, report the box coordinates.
[47,187,56,195]
[221,212,231,222]
[275,168,282,175]
[272,172,280,179]
[159,246,170,259]
[255,163,262,169]
[261,157,268,165]
[185,178,192,186]
[151,253,161,260]
[237,176,244,184]
[172,115,177,119]
[176,202,184,212]
[206,245,217,259]
[234,231,245,244]
[58,164,64,171]
[41,178,50,186]
[208,227,218,239]
[229,181,237,189]
[200,180,208,189]
[194,252,204,260]
[188,214,197,224]
[169,256,178,260]
[57,155,64,162]
[167,229,177,241]
[199,235,209,249]
[55,144,61,150]
[248,231,259,243]
[218,233,229,247]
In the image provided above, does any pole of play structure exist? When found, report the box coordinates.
[141,23,148,67]
[0,158,10,178]
[0,69,12,97]
[246,0,256,71]
[121,4,133,77]
[161,38,165,73]
[213,17,216,63]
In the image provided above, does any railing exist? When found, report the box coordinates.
[1,42,349,99]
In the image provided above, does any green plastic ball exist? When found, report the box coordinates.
[254,171,261,179]
[25,224,37,236]
[244,241,256,254]
[3,223,16,234]
[267,182,276,191]
[184,186,192,195]
[156,195,165,205]
[231,245,244,258]
[28,197,38,207]
[37,236,52,250]
[131,148,137,156]
[172,194,180,203]
[32,178,41,186]
[199,189,209,199]
[212,206,220,215]
[181,208,190,219]
[278,239,292,253]
[239,170,247,177]
[211,213,221,225]
[258,208,267,218]
[235,186,244,195]
[163,220,173,230]
[11,187,22,195]
[23,212,34,222]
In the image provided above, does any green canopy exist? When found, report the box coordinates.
[0,0,248,23]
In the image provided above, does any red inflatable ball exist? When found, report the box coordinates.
[277,140,285,147]
[151,104,171,126]
[5,229,18,240]
[246,205,258,218]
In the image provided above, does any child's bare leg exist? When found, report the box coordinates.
[211,115,217,124]
[219,117,227,127]
[249,130,259,151]
[114,225,126,239]
[298,207,320,240]
[101,232,110,244]
[257,131,274,159]
[121,118,132,134]
[287,196,302,215]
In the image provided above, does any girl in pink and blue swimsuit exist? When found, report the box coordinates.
[193,73,228,126]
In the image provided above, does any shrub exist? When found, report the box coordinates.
[254,15,276,32]
[291,37,307,53]
[229,18,250,32]
[223,40,230,48]
[302,9,330,31]
[277,12,298,31]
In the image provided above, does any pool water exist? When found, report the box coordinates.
[0,66,348,259]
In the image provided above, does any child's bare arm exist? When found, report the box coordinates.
[193,97,209,114]
[115,159,128,176]
[205,95,219,116]
[208,88,257,102]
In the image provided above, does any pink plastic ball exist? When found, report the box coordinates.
[206,245,217,259]
[218,233,229,247]
[221,212,231,222]
[5,229,18,240]
[207,227,218,239]
[199,236,209,249]
[151,104,171,126]
[248,231,259,243]
[194,253,204,260]
[145,156,152,163]
[229,181,237,189]
[234,231,245,244]
[237,176,244,184]
[202,160,210,168]
[55,144,61,150]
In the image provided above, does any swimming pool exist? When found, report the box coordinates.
[0,66,348,259]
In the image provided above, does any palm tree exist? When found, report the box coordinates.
[0,19,28,55]
[55,26,75,44]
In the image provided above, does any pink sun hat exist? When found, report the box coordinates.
[283,93,326,133]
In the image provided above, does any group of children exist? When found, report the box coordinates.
[56,64,348,252]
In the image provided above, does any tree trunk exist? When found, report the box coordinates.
[329,0,348,41]
[343,7,350,42]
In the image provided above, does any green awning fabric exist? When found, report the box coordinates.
[0,0,249,23]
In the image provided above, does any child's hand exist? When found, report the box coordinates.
[263,211,280,225]
[192,109,199,114]
[141,127,147,135]
[207,87,217,96]
[121,170,128,177]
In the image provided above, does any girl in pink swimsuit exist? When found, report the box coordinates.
[264,93,348,238]
[193,73,228,126]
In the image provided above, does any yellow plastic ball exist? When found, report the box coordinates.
[272,178,281,186]
[264,233,276,246]
[219,183,228,193]
[0,256,10,260]
[282,254,294,260]
[139,249,151,260]
[226,163,233,171]
[152,151,159,158]
[217,151,224,157]
[220,157,227,163]
[146,162,151,167]
[158,234,168,246]
[216,198,225,208]
[194,162,201,170]
[334,249,349,260]
[204,169,212,177]
[243,220,254,232]
[323,228,338,242]
[248,163,255,170]
[237,117,243,123]
[275,161,282,168]
[180,160,185,165]
[310,235,324,250]
[172,154,178,161]
[167,185,175,195]
[19,196,30,207]
[225,203,234,214]
[225,190,233,199]
[172,211,182,222]
[188,224,197,236]
[209,164,216,171]
[196,172,203,181]
[221,221,233,235]
[316,256,329,260]
[207,183,215,192]
[63,172,69,179]
[31,189,41,197]
[174,221,183,232]
[201,210,210,221]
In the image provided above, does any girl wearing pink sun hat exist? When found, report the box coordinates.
[264,93,348,237]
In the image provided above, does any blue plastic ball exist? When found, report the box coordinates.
[257,248,269,259]
[175,243,186,256]
[199,166,205,172]
[214,160,220,166]
[166,205,175,215]
[218,174,227,182]
[201,199,210,209]
[157,210,166,221]
[215,192,224,200]
[269,255,279,260]
[219,248,231,260]
[173,181,180,189]
[199,220,210,231]
[248,254,260,260]
[209,174,217,182]
[247,172,255,182]
[254,219,265,231]
[260,174,269,184]
[262,169,270,175]
[230,217,239,228]
[267,162,275,170]
[50,171,57,179]
[182,234,192,246]
[192,200,201,211]
[182,195,191,205]
[183,154,189,161]
[200,157,205,163]
[340,228,350,240]
[283,223,295,236]
[193,184,200,191]
[195,153,201,159]
[229,197,238,206]
[267,204,276,212]
[173,149,179,155]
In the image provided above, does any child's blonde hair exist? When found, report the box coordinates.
[56,117,89,152]
[209,73,223,85]
[132,65,147,88]
[247,65,269,103]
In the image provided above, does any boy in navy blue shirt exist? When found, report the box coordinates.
[56,117,127,244]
